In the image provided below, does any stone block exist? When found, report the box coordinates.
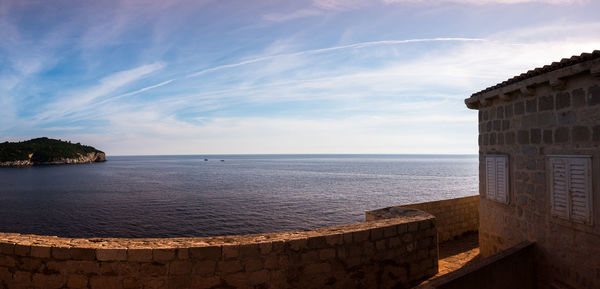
[0,243,14,254]
[52,247,71,260]
[19,257,42,271]
[193,260,216,276]
[493,120,501,131]
[169,260,192,275]
[371,227,384,240]
[259,242,272,255]
[70,248,96,261]
[89,276,120,289]
[239,244,260,259]
[556,92,571,109]
[557,111,576,125]
[497,106,504,119]
[304,262,331,275]
[222,272,248,288]
[96,248,127,261]
[483,110,489,120]
[301,251,319,263]
[489,133,497,145]
[518,130,529,144]
[539,95,554,111]
[324,233,342,246]
[594,125,600,141]
[128,249,153,262]
[486,121,492,132]
[67,274,88,289]
[32,273,64,289]
[408,222,419,232]
[497,133,505,145]
[555,127,570,143]
[353,230,370,243]
[177,248,189,259]
[543,129,553,144]
[14,244,30,256]
[572,88,586,107]
[537,112,555,127]
[30,246,51,258]
[218,260,243,273]
[530,129,541,144]
[249,269,269,285]
[572,126,591,143]
[153,248,176,262]
[221,245,239,260]
[522,114,537,128]
[122,277,142,289]
[588,84,600,105]
[244,258,263,272]
[142,278,166,289]
[505,104,514,118]
[502,120,510,131]
[189,246,221,260]
[514,101,525,115]
[140,263,167,276]
[506,131,515,145]
[526,99,537,113]
[0,255,15,267]
[319,248,336,260]
[289,238,308,251]
[191,276,220,289]
[307,236,326,249]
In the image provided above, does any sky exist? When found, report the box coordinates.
[1,0,599,155]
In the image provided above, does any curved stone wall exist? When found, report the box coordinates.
[0,209,437,289]
[366,196,479,242]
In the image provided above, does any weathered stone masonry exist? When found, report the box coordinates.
[0,209,437,289]
[366,196,479,243]
[465,51,600,289]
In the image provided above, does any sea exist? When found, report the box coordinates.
[0,154,478,238]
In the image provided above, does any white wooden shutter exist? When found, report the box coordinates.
[486,156,497,200]
[549,158,569,219]
[495,156,508,204]
[568,157,592,224]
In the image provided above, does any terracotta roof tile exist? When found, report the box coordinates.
[471,50,600,97]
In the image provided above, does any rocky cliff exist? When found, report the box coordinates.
[0,151,106,167]
[0,137,106,167]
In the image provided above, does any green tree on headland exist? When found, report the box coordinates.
[0,137,104,162]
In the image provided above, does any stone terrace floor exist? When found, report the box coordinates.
[418,232,481,286]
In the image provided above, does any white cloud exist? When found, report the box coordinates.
[382,0,584,4]
[263,8,323,22]
[35,62,165,122]
[187,38,485,78]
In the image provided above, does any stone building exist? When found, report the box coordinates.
[464,51,600,289]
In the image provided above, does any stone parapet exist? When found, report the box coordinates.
[366,196,479,242]
[0,209,437,289]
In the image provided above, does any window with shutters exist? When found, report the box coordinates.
[549,156,593,224]
[485,155,509,204]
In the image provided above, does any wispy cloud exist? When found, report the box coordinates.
[382,0,583,4]
[263,9,323,22]
[35,62,165,122]
[187,38,485,78]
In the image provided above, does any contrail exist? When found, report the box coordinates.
[186,37,485,78]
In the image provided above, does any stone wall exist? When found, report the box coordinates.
[417,242,535,289]
[366,196,479,242]
[0,210,437,289]
[468,61,600,289]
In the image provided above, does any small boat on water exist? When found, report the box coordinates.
[204,158,208,161]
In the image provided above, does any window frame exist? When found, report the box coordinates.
[548,155,593,225]
[485,154,509,204]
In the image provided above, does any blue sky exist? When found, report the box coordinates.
[1,0,599,155]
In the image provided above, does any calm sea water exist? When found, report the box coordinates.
[0,155,477,238]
